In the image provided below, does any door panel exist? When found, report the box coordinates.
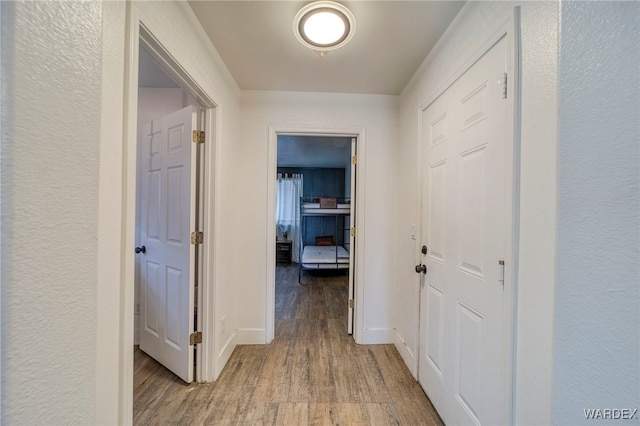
[426,283,444,374]
[458,145,487,278]
[418,36,509,425]
[144,260,161,336]
[427,161,447,262]
[139,105,198,383]
[455,301,484,424]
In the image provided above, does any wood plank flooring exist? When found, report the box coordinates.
[134,264,442,425]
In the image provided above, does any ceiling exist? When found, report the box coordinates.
[139,2,465,165]
[138,45,180,88]
[188,1,465,95]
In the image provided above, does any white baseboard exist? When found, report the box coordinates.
[360,327,395,344]
[393,328,417,378]
[235,328,267,345]
[216,329,237,378]
[134,314,140,345]
[215,328,266,378]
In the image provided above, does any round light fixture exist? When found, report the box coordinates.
[294,1,355,56]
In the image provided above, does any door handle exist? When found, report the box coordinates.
[135,246,146,254]
[415,264,427,274]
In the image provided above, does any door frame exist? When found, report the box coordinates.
[266,126,366,343]
[415,8,521,425]
[119,7,221,422]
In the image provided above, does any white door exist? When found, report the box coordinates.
[418,36,511,425]
[347,137,357,334]
[138,105,199,383]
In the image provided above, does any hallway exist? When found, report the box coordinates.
[134,264,442,424]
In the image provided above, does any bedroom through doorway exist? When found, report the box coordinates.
[275,135,356,337]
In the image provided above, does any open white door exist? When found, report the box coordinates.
[418,36,511,424]
[138,105,199,383]
[347,138,357,334]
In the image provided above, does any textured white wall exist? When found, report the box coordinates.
[238,90,398,342]
[554,2,640,423]
[1,1,102,423]
[396,2,559,424]
[2,1,241,422]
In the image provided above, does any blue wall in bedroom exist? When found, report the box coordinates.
[278,167,345,199]
[278,167,348,247]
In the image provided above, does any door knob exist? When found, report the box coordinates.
[415,264,427,274]
[135,246,146,254]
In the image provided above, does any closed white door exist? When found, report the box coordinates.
[139,105,198,383]
[418,36,511,425]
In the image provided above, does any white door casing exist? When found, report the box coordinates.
[139,105,198,383]
[347,137,357,334]
[418,36,511,425]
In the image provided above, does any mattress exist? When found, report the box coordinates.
[301,203,351,215]
[301,245,350,269]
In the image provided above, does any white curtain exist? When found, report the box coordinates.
[276,173,303,262]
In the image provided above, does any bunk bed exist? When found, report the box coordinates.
[298,197,351,283]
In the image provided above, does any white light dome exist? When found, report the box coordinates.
[294,1,356,56]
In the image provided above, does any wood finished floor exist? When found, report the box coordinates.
[134,264,442,425]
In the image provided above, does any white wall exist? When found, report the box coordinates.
[2,1,241,423]
[395,2,559,424]
[554,2,640,423]
[137,88,195,137]
[1,1,102,423]
[237,90,398,343]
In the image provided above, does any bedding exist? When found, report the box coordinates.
[315,236,334,246]
[301,203,351,215]
[301,245,349,269]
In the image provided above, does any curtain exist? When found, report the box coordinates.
[276,173,303,263]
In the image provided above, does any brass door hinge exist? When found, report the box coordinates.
[349,299,354,309]
[350,227,356,237]
[190,331,202,345]
[351,155,357,165]
[192,130,205,144]
[191,231,203,245]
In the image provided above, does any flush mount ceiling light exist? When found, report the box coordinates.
[294,1,356,56]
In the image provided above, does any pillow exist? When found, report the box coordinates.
[315,236,334,246]
[319,197,337,208]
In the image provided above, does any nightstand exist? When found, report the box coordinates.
[276,240,292,263]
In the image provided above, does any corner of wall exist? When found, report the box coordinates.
[393,328,417,377]
[216,328,266,379]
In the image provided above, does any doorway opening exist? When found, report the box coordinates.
[134,39,206,385]
[275,135,356,337]
[130,22,219,398]
[268,132,361,343]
